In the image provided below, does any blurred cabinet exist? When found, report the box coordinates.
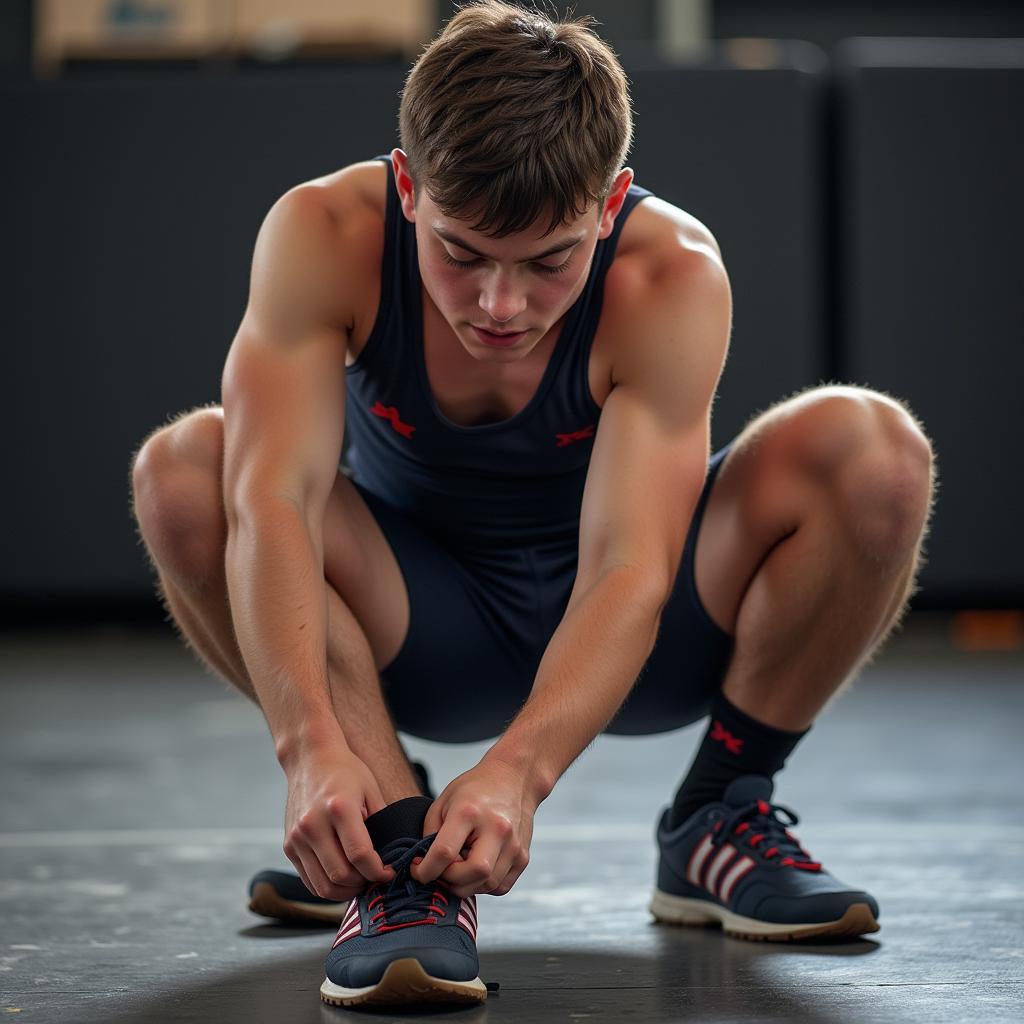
[835,38,1024,601]
[621,43,829,452]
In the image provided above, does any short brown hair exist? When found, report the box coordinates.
[397,0,635,238]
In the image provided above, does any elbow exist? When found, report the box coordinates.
[606,562,674,613]
[224,490,322,553]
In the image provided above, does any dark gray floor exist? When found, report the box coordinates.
[2,611,1023,1022]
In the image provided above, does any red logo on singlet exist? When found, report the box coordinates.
[555,424,596,447]
[371,401,416,439]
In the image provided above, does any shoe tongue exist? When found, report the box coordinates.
[722,775,774,808]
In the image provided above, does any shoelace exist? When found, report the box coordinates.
[365,834,450,930]
[712,798,822,871]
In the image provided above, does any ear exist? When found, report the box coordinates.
[390,148,417,223]
[597,166,635,241]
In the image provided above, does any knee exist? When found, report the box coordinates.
[785,388,935,557]
[131,408,227,578]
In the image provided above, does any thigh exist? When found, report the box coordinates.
[349,479,543,745]
[601,441,737,736]
[145,404,414,677]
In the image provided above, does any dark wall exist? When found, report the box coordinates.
[3,22,1023,614]
[624,51,829,444]
[440,1,1024,51]
[0,53,827,607]
[0,0,31,80]
[1,65,410,600]
[713,1,1024,52]
[836,38,1024,602]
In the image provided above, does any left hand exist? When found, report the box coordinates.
[411,757,536,898]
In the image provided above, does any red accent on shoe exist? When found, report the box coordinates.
[378,917,440,932]
[779,856,822,872]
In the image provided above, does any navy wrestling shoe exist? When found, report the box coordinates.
[650,775,880,941]
[320,832,488,1008]
[248,867,348,925]
[247,760,437,925]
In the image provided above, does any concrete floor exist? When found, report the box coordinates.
[1,611,1023,1022]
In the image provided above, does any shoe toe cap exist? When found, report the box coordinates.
[248,868,340,905]
[752,889,880,925]
[326,944,479,988]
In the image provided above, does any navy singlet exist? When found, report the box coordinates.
[343,154,655,549]
[337,154,736,744]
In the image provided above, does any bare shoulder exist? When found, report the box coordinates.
[301,158,389,222]
[618,192,722,264]
[611,194,724,301]
[604,195,729,383]
[276,161,388,337]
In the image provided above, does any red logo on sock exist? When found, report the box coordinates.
[371,401,416,439]
[710,720,744,755]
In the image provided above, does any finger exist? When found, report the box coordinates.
[444,830,506,892]
[487,848,530,897]
[363,777,388,819]
[290,838,338,900]
[415,818,472,884]
[480,843,519,895]
[293,824,369,900]
[422,799,443,838]
[334,805,394,883]
[294,810,374,894]
[311,830,373,896]
[283,840,318,897]
[485,868,516,897]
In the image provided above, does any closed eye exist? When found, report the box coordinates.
[440,251,572,275]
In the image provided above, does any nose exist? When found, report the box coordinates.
[479,272,527,325]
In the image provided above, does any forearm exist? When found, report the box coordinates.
[484,565,666,804]
[225,497,346,765]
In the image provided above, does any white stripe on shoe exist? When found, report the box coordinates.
[704,844,738,895]
[718,855,756,904]
[685,834,715,885]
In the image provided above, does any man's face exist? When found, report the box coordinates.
[391,149,631,362]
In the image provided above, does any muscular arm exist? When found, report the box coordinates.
[221,185,357,765]
[483,248,732,801]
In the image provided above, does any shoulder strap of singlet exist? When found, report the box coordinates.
[560,178,656,357]
[344,154,406,374]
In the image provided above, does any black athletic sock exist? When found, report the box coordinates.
[667,690,809,829]
[364,795,434,853]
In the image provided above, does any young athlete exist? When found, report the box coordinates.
[131,0,936,1009]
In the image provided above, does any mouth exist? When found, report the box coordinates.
[474,326,522,336]
[472,325,528,347]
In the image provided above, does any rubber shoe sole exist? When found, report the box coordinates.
[649,889,880,942]
[248,881,348,925]
[319,956,488,1008]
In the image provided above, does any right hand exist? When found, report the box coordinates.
[282,742,397,901]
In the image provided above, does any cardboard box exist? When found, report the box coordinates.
[231,0,433,60]
[34,1,233,73]
[34,0,433,74]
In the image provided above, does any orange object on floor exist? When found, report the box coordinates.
[950,610,1024,652]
